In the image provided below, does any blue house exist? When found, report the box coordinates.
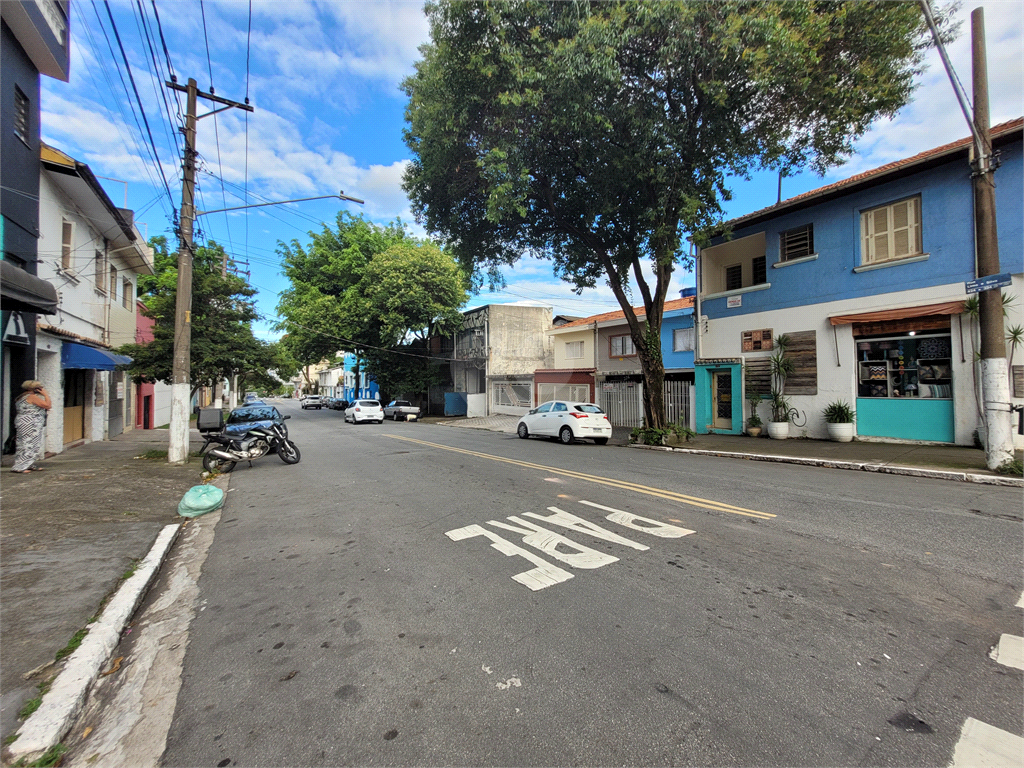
[694,119,1023,445]
[342,353,380,402]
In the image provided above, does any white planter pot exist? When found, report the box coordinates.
[767,421,789,440]
[826,422,855,442]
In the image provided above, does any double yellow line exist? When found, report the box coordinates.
[384,434,775,520]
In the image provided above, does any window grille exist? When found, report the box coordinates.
[725,264,742,291]
[780,224,814,261]
[14,88,29,145]
[752,255,767,285]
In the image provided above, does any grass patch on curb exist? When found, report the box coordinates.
[3,733,19,745]
[54,627,88,663]
[17,679,52,720]
[995,458,1023,477]
[14,743,66,767]
[121,558,140,581]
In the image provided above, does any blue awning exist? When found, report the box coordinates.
[61,342,132,371]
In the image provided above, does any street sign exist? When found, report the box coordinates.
[965,272,1012,294]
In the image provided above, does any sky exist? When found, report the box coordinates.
[40,0,1024,341]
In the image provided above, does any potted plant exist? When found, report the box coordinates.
[767,335,795,439]
[746,392,763,437]
[822,400,856,442]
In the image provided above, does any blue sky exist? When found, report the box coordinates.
[41,1,1023,339]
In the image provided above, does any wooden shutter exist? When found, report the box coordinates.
[745,358,771,395]
[784,330,817,395]
[62,220,73,269]
[1014,366,1024,398]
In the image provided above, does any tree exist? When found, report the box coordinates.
[402,0,952,428]
[117,237,265,399]
[276,213,468,400]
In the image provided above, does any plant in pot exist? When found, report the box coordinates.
[767,335,795,439]
[822,400,856,442]
[746,392,763,437]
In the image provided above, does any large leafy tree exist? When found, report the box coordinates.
[402,0,951,427]
[276,213,468,400]
[118,237,265,399]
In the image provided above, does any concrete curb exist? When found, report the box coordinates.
[7,523,182,763]
[628,444,1024,487]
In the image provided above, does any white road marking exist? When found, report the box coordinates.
[1016,591,1023,609]
[445,524,573,590]
[488,517,619,569]
[496,678,521,690]
[482,665,492,675]
[524,507,649,551]
[579,500,695,538]
[951,717,1024,767]
[989,634,1024,671]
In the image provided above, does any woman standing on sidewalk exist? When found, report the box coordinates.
[12,380,51,473]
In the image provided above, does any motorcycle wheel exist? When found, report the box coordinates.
[278,440,301,465]
[203,453,236,474]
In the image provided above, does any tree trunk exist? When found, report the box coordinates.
[636,323,666,430]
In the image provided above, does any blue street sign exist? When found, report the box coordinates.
[965,272,1012,294]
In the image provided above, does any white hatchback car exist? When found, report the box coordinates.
[517,401,612,445]
[345,399,384,424]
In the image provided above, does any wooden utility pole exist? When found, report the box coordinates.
[166,77,253,464]
[971,8,1013,469]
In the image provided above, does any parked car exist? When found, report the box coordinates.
[516,401,612,445]
[345,399,384,424]
[223,404,288,438]
[330,398,349,411]
[301,395,323,410]
[384,400,421,421]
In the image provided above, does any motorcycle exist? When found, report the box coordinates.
[201,417,301,473]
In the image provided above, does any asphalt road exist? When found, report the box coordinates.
[158,400,1022,767]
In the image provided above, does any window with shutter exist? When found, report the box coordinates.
[861,197,921,265]
[110,265,118,299]
[95,252,106,293]
[752,255,767,285]
[62,219,74,270]
[14,87,30,146]
[725,264,742,291]
[123,279,133,310]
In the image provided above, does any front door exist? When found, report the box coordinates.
[712,371,732,430]
[63,369,86,443]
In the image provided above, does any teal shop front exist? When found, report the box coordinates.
[851,324,956,443]
[695,359,743,434]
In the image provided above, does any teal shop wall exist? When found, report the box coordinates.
[856,398,955,442]
[695,362,743,434]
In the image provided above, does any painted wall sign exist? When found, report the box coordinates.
[726,295,742,308]
[965,273,1011,294]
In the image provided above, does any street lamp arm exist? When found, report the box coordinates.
[196,191,365,216]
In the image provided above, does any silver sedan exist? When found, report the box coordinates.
[516,401,612,445]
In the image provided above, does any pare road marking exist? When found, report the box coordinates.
[446,500,695,591]
[385,434,773,519]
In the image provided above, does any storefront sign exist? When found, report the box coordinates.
[965,273,1011,294]
[726,295,742,308]
[116,382,124,400]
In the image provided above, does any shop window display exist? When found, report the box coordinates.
[856,334,952,399]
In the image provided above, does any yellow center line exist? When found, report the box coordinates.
[384,434,775,520]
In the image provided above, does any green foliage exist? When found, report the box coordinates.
[747,391,763,428]
[769,335,795,422]
[630,426,669,446]
[403,0,948,428]
[276,212,468,400]
[117,237,266,396]
[54,628,88,662]
[995,458,1023,477]
[822,400,856,424]
[17,743,66,768]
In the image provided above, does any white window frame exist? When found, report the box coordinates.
[860,196,922,266]
[565,340,584,360]
[673,327,694,352]
[122,278,133,310]
[61,218,74,270]
[95,251,106,294]
[610,334,636,357]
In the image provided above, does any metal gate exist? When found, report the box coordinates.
[107,372,124,437]
[600,380,644,427]
[664,380,692,428]
[538,383,591,404]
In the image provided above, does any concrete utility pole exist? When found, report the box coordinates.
[970,8,1013,469]
[166,77,253,465]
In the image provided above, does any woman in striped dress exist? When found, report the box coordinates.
[12,380,51,473]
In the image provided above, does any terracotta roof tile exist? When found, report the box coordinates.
[556,296,694,329]
[725,117,1023,230]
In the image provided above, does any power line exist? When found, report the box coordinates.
[101,0,176,209]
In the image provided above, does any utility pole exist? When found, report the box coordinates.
[971,8,1013,469]
[166,77,253,465]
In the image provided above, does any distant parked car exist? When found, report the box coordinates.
[301,395,323,410]
[384,400,421,421]
[516,401,611,445]
[223,404,288,437]
[330,398,349,411]
[345,399,384,424]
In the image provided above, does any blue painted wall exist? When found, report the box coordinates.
[703,139,1023,319]
[661,307,695,370]
[342,353,379,401]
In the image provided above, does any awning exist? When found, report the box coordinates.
[1,260,59,315]
[61,342,132,371]
[829,300,966,326]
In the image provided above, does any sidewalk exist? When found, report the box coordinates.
[0,428,204,743]
[428,414,1023,485]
